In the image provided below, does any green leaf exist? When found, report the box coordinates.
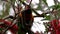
[48,4,60,10]
[42,15,50,20]
[37,4,42,10]
[45,16,50,20]
[42,0,48,5]
[0,2,11,19]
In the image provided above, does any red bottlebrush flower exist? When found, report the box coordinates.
[0,19,18,34]
[4,20,12,26]
[49,19,60,34]
[9,24,18,34]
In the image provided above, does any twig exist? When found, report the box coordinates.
[19,0,27,5]
[29,0,32,5]
[18,0,47,17]
[54,0,58,5]
[2,19,17,34]
[2,0,18,34]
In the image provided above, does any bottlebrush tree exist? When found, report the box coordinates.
[0,0,60,34]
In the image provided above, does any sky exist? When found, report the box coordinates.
[0,0,60,34]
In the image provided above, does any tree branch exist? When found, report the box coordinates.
[54,0,58,5]
[29,0,32,5]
